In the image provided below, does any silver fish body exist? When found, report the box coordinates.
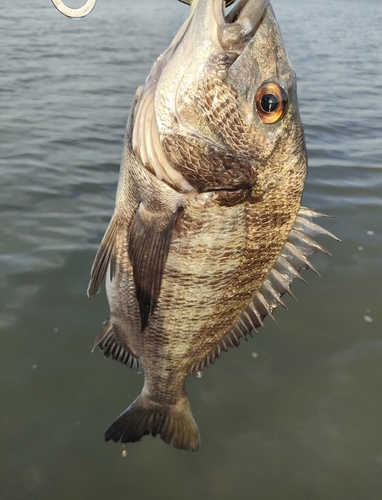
[88,0,336,451]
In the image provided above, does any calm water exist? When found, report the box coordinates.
[1,0,382,498]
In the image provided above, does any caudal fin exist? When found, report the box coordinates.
[105,395,200,452]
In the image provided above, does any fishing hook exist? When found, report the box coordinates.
[51,0,97,19]
[178,0,236,5]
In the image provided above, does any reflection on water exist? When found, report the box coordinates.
[1,0,382,498]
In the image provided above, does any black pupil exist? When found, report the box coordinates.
[260,94,279,113]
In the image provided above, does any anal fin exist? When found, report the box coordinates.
[93,319,141,372]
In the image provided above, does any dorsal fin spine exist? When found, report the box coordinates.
[290,229,332,256]
[281,242,320,275]
[268,268,296,300]
[262,280,287,310]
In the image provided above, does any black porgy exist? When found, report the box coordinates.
[88,0,336,451]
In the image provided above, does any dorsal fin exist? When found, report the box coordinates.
[93,319,142,372]
[189,206,339,375]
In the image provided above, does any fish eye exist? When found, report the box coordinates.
[255,83,288,124]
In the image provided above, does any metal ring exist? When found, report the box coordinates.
[51,0,97,19]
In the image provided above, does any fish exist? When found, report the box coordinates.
[88,0,337,452]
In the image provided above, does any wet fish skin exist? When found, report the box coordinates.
[88,0,328,452]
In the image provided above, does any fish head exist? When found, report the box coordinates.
[133,0,307,195]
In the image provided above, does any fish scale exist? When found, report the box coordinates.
[88,0,337,452]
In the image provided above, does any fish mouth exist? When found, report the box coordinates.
[205,0,269,56]
[224,0,267,22]
[178,0,270,58]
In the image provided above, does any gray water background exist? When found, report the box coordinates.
[1,0,382,498]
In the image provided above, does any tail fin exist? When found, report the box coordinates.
[105,394,200,452]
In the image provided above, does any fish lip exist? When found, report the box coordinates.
[224,0,267,23]
[217,0,270,55]
[191,0,268,44]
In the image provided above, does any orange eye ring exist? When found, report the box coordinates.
[255,83,288,124]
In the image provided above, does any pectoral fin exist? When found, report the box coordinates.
[87,215,119,299]
[128,204,178,331]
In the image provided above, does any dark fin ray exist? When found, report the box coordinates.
[247,302,265,329]
[281,242,320,275]
[268,268,296,300]
[293,215,340,241]
[274,255,307,284]
[260,280,286,311]
[190,206,338,374]
[297,206,333,220]
[129,207,178,331]
[241,310,258,331]
[92,319,141,372]
[105,394,200,452]
[253,292,276,322]
[189,327,244,376]
[87,216,119,299]
[288,229,332,257]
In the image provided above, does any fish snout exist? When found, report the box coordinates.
[222,0,269,55]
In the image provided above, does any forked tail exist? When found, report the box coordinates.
[105,394,200,452]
